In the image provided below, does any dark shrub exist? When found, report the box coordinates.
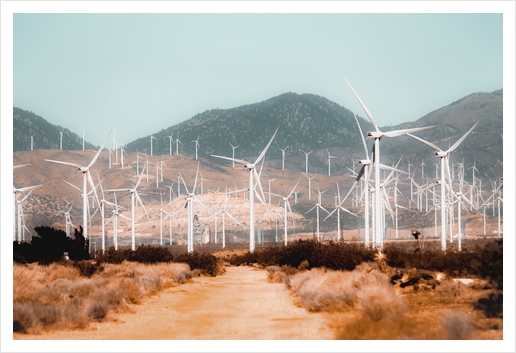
[73,260,104,277]
[175,251,218,277]
[474,292,503,318]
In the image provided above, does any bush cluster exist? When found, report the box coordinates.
[13,226,90,264]
[228,239,376,271]
[228,239,502,285]
[175,251,220,277]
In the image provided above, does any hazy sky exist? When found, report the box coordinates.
[9,4,506,147]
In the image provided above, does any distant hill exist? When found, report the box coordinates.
[13,107,98,152]
[125,92,374,175]
[125,90,503,179]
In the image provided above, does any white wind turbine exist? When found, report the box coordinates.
[304,173,315,201]
[301,150,312,174]
[82,131,86,150]
[324,183,358,241]
[266,175,276,204]
[192,135,200,161]
[106,162,150,251]
[229,143,239,169]
[150,135,157,156]
[31,136,34,151]
[167,134,174,155]
[278,146,288,170]
[45,130,111,242]
[326,149,337,176]
[306,188,330,242]
[60,131,63,150]
[15,189,36,242]
[407,120,480,251]
[343,77,436,249]
[175,134,183,155]
[212,127,279,252]
[104,192,130,250]
[174,163,208,252]
[269,180,300,246]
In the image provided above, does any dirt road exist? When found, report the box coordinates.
[14,266,336,341]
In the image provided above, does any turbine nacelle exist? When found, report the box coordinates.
[367,131,383,138]
[358,159,371,165]
[435,151,448,157]
[245,163,255,169]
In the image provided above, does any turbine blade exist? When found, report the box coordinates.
[211,154,248,165]
[383,125,436,138]
[342,77,379,132]
[254,126,280,164]
[447,120,480,153]
[87,130,112,168]
[406,133,442,152]
[353,112,369,159]
[45,159,83,169]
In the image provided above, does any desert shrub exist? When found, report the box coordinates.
[175,251,219,276]
[72,260,105,277]
[440,310,473,339]
[96,246,126,264]
[288,267,405,315]
[88,301,108,321]
[474,292,503,318]
[13,261,192,334]
[13,226,90,264]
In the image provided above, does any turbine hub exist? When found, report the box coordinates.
[367,131,383,138]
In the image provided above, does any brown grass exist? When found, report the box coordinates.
[13,261,192,334]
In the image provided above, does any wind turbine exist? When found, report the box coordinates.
[106,161,150,251]
[150,135,157,156]
[301,150,312,174]
[407,120,480,251]
[304,173,315,201]
[45,130,111,242]
[270,180,299,245]
[82,131,86,150]
[167,134,174,155]
[326,149,337,176]
[60,131,63,150]
[15,189,36,242]
[306,188,330,242]
[105,192,130,250]
[343,77,436,249]
[212,127,279,252]
[192,135,200,161]
[278,146,288,170]
[229,143,239,169]
[175,134,183,155]
[266,176,276,204]
[324,183,358,241]
[174,163,208,252]
[30,136,34,151]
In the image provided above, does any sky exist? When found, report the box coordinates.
[8,3,507,148]
[2,2,516,352]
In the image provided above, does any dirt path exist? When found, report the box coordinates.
[14,266,336,340]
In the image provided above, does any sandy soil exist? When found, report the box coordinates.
[13,266,336,341]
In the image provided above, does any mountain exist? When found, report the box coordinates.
[125,90,503,179]
[13,107,98,152]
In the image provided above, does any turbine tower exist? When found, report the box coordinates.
[278,146,288,170]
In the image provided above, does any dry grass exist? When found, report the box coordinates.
[13,261,192,334]
[288,266,406,316]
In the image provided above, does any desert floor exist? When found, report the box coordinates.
[13,266,336,341]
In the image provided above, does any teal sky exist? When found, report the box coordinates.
[12,11,504,146]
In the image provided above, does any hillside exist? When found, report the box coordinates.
[13,107,98,152]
